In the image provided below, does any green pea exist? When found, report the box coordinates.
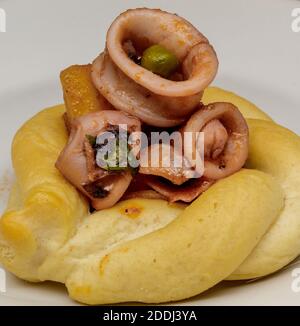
[141,45,179,78]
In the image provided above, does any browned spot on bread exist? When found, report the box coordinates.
[99,254,110,276]
[119,202,144,219]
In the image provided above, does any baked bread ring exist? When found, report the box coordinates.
[0,87,299,304]
[202,87,272,121]
[229,119,300,279]
[203,88,300,280]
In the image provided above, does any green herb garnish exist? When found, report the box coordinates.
[95,128,139,174]
[86,134,97,148]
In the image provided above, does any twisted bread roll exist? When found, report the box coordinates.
[229,119,300,279]
[0,107,89,281]
[0,88,299,305]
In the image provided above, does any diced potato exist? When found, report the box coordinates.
[60,64,111,120]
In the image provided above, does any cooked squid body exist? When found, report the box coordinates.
[56,110,141,210]
[139,143,193,185]
[92,53,201,127]
[138,142,214,202]
[91,8,218,127]
[138,102,248,202]
[144,175,215,203]
[202,119,228,159]
[182,102,249,180]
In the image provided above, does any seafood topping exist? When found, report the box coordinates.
[182,102,249,180]
[91,8,219,127]
[57,8,249,210]
[56,110,141,210]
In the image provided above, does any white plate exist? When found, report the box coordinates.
[0,0,300,306]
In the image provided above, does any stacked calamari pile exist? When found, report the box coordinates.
[56,8,248,210]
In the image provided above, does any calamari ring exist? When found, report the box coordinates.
[92,53,199,127]
[106,8,218,97]
[92,9,218,127]
[182,102,249,180]
[55,110,141,210]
